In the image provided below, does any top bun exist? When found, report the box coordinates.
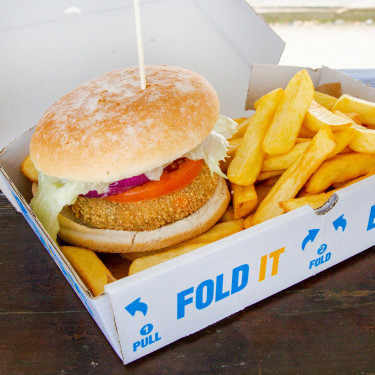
[30,65,220,183]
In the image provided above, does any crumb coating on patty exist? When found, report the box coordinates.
[70,164,217,231]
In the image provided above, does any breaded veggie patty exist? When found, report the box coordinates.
[70,163,217,231]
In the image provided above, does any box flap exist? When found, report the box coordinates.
[0,0,284,148]
[246,63,375,109]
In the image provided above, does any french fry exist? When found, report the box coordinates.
[339,170,375,188]
[303,100,353,132]
[255,181,274,200]
[233,118,247,124]
[335,111,361,124]
[60,246,115,297]
[243,213,255,229]
[231,183,257,218]
[253,126,336,224]
[281,169,375,213]
[219,205,235,222]
[230,117,251,140]
[280,191,335,212]
[189,219,244,243]
[220,138,243,173]
[122,250,161,262]
[327,127,355,158]
[129,243,208,275]
[227,88,284,185]
[21,155,39,183]
[314,91,337,111]
[123,219,244,262]
[298,126,316,138]
[332,94,375,127]
[261,141,310,172]
[315,82,342,97]
[305,153,375,194]
[339,146,353,154]
[349,124,375,153]
[227,138,243,156]
[257,169,285,181]
[262,176,280,186]
[128,220,244,274]
[296,137,312,143]
[262,69,314,155]
[253,181,274,213]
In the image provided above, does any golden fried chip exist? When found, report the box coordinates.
[314,91,338,111]
[231,183,257,219]
[333,94,375,127]
[280,192,334,212]
[227,88,284,185]
[21,155,38,183]
[306,153,375,194]
[254,126,336,224]
[303,100,352,132]
[60,246,115,297]
[262,70,314,155]
[128,220,244,274]
[261,141,310,172]
[349,124,375,153]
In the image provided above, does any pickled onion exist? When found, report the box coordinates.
[82,174,149,198]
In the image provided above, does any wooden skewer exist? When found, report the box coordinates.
[134,0,146,90]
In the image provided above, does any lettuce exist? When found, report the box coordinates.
[30,174,108,241]
[185,115,237,178]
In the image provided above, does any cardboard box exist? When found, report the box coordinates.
[0,0,284,364]
[1,1,375,366]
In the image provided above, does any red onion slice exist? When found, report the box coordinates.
[82,174,149,198]
[81,158,186,199]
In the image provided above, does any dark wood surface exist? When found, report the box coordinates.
[1,70,375,375]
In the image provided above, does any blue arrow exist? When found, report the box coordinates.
[333,214,347,232]
[125,297,148,317]
[302,229,320,251]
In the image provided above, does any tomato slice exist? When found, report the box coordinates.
[104,159,203,203]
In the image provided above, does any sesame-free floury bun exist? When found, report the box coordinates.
[30,65,236,253]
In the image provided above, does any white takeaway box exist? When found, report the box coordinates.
[1,0,375,365]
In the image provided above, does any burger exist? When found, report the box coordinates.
[30,65,235,253]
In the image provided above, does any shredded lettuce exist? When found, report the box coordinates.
[30,115,237,240]
[30,174,109,241]
[185,115,237,178]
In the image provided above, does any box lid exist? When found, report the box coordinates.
[0,0,284,148]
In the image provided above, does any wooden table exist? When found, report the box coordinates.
[1,70,375,375]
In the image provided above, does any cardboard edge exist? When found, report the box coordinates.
[0,166,124,359]
[0,168,22,213]
[246,63,319,110]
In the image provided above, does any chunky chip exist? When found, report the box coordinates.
[261,141,310,172]
[21,155,39,183]
[349,124,375,153]
[333,94,375,127]
[262,69,314,155]
[227,88,284,185]
[306,153,375,194]
[231,183,257,219]
[254,126,336,224]
[60,246,115,297]
[314,91,338,111]
[128,219,244,274]
[303,100,353,132]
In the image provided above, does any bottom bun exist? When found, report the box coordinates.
[58,176,230,253]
